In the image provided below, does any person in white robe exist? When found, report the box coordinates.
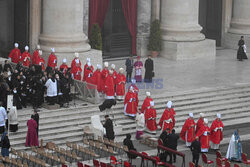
[226,129,242,162]
[135,109,145,140]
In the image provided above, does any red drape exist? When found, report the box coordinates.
[121,0,138,55]
[89,0,110,35]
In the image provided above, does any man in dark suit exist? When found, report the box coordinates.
[167,129,180,163]
[125,55,134,82]
[190,136,201,167]
[159,128,170,162]
[103,115,115,140]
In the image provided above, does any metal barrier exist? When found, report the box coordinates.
[73,79,100,104]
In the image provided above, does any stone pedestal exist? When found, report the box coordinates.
[224,0,250,49]
[137,0,151,57]
[161,0,215,60]
[39,0,102,66]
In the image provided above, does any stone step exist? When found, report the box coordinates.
[17,88,250,121]
[12,96,250,135]
[16,85,250,118]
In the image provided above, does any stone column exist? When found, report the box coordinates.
[151,0,160,21]
[137,0,151,57]
[224,0,250,49]
[161,0,215,60]
[29,0,41,52]
[39,0,102,67]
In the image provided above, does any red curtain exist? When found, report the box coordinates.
[89,0,110,35]
[121,0,138,55]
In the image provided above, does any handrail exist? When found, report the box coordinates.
[157,145,185,167]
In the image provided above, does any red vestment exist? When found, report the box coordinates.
[196,125,210,149]
[21,51,31,67]
[93,70,102,92]
[71,65,82,80]
[144,107,157,131]
[101,68,109,93]
[39,57,45,71]
[180,118,196,142]
[9,48,21,64]
[115,74,126,96]
[124,91,138,116]
[59,64,68,75]
[83,67,94,81]
[25,119,39,147]
[32,50,40,65]
[196,118,204,134]
[71,58,82,70]
[141,97,153,113]
[210,119,224,144]
[84,63,94,72]
[112,70,118,80]
[159,108,175,132]
[47,54,57,69]
[104,75,115,96]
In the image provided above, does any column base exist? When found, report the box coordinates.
[224,32,250,50]
[161,39,216,60]
[137,35,149,57]
[42,49,103,69]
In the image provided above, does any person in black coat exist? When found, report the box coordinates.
[144,55,154,83]
[159,128,170,162]
[237,36,248,61]
[125,55,134,82]
[103,115,115,140]
[167,129,180,163]
[123,134,137,159]
[1,132,10,157]
[190,136,201,167]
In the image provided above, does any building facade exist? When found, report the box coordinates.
[0,0,248,64]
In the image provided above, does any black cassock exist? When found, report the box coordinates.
[144,58,154,83]
[103,119,115,140]
[237,39,248,60]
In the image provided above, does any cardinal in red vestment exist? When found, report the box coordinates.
[84,58,94,74]
[71,60,82,80]
[32,45,40,65]
[210,113,224,150]
[38,51,45,71]
[83,62,94,82]
[93,64,102,93]
[124,86,138,117]
[47,48,57,70]
[25,116,39,147]
[115,68,126,100]
[71,52,82,70]
[21,46,31,67]
[104,70,115,97]
[141,92,153,113]
[180,113,196,146]
[196,118,210,152]
[128,79,139,95]
[101,62,109,93]
[59,58,68,75]
[196,113,205,134]
[145,101,157,134]
[9,43,21,64]
[159,101,176,133]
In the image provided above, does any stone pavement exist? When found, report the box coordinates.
[109,49,250,95]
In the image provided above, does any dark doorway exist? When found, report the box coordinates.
[199,0,222,46]
[14,0,30,52]
[102,0,131,59]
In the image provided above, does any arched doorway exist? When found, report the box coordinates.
[199,0,222,46]
[102,0,131,59]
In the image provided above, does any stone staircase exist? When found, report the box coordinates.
[9,83,250,151]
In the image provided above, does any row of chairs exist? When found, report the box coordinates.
[10,148,47,167]
[140,137,158,148]
[200,151,250,167]
[0,155,28,167]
